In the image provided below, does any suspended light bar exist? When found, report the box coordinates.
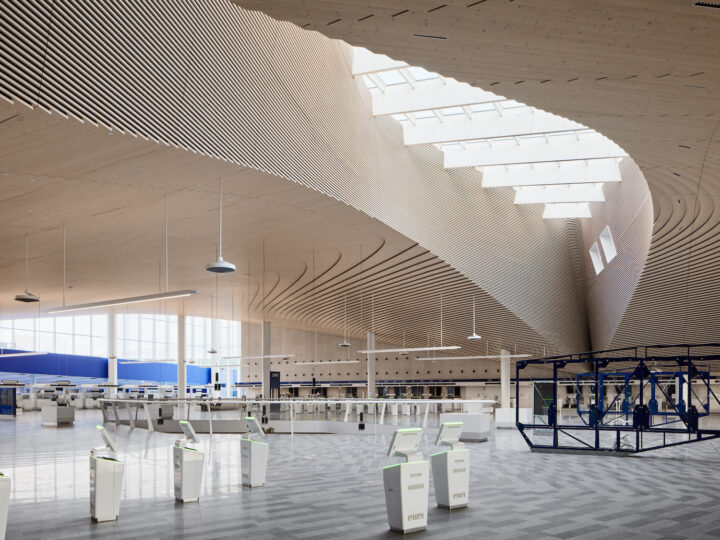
[357,346,460,354]
[416,354,531,361]
[222,354,296,360]
[295,360,360,365]
[0,351,49,358]
[118,359,177,365]
[46,289,198,314]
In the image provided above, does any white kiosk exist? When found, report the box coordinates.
[383,427,429,534]
[241,416,268,488]
[431,422,469,509]
[90,425,123,522]
[174,420,203,503]
[0,472,9,540]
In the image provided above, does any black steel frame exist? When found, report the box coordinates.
[515,343,720,454]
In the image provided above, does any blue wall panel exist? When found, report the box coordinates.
[0,349,210,385]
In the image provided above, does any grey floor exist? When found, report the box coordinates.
[2,410,720,539]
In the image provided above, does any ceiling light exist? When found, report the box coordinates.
[206,177,235,273]
[15,233,39,303]
[416,354,531,361]
[339,293,351,348]
[468,294,481,341]
[295,360,360,365]
[222,354,296,360]
[46,289,198,314]
[357,346,461,354]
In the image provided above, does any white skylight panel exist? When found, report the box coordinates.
[352,47,408,75]
[443,131,627,169]
[514,184,605,205]
[440,106,465,116]
[376,70,408,86]
[481,159,622,187]
[413,110,436,119]
[470,103,498,113]
[352,46,627,220]
[543,203,592,219]
[589,242,604,274]
[599,226,617,262]
[407,66,440,81]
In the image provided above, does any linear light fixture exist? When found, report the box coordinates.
[0,351,49,358]
[118,359,177,365]
[295,360,360,365]
[46,289,198,314]
[222,354,296,360]
[416,354,531,361]
[357,346,460,354]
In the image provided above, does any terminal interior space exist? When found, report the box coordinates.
[1,1,719,539]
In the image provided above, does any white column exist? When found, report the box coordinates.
[500,349,511,409]
[107,310,117,398]
[367,332,376,398]
[261,321,271,398]
[178,314,186,400]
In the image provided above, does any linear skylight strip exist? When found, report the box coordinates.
[46,290,198,313]
[481,158,622,187]
[514,184,605,205]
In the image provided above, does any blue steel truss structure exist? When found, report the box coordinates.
[515,343,720,454]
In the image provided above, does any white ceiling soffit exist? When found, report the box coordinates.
[352,47,628,219]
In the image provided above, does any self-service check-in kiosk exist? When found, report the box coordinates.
[431,421,469,509]
[383,427,429,534]
[174,420,203,503]
[0,471,9,540]
[90,425,123,522]
[241,416,268,488]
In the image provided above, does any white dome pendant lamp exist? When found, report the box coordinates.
[206,177,236,273]
[15,233,39,303]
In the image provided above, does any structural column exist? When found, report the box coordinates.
[178,314,186,401]
[261,321,271,398]
[367,332,376,398]
[500,349,511,409]
[107,310,117,398]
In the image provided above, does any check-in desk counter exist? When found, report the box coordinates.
[41,405,75,426]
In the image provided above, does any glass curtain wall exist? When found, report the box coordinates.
[0,314,241,366]
[0,315,108,357]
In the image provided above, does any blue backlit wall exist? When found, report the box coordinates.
[0,349,210,385]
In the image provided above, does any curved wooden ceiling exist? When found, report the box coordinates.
[235,0,720,348]
[0,98,554,356]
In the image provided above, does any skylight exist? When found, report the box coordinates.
[351,47,628,219]
[599,226,617,262]
[589,242,605,274]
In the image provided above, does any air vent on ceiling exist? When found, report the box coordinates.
[694,2,720,8]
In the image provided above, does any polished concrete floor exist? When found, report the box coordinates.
[2,410,720,539]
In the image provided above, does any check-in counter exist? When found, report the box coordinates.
[41,405,75,426]
[439,412,490,442]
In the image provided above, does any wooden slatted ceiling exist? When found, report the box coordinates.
[234,0,720,350]
[0,98,554,357]
[0,0,591,353]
